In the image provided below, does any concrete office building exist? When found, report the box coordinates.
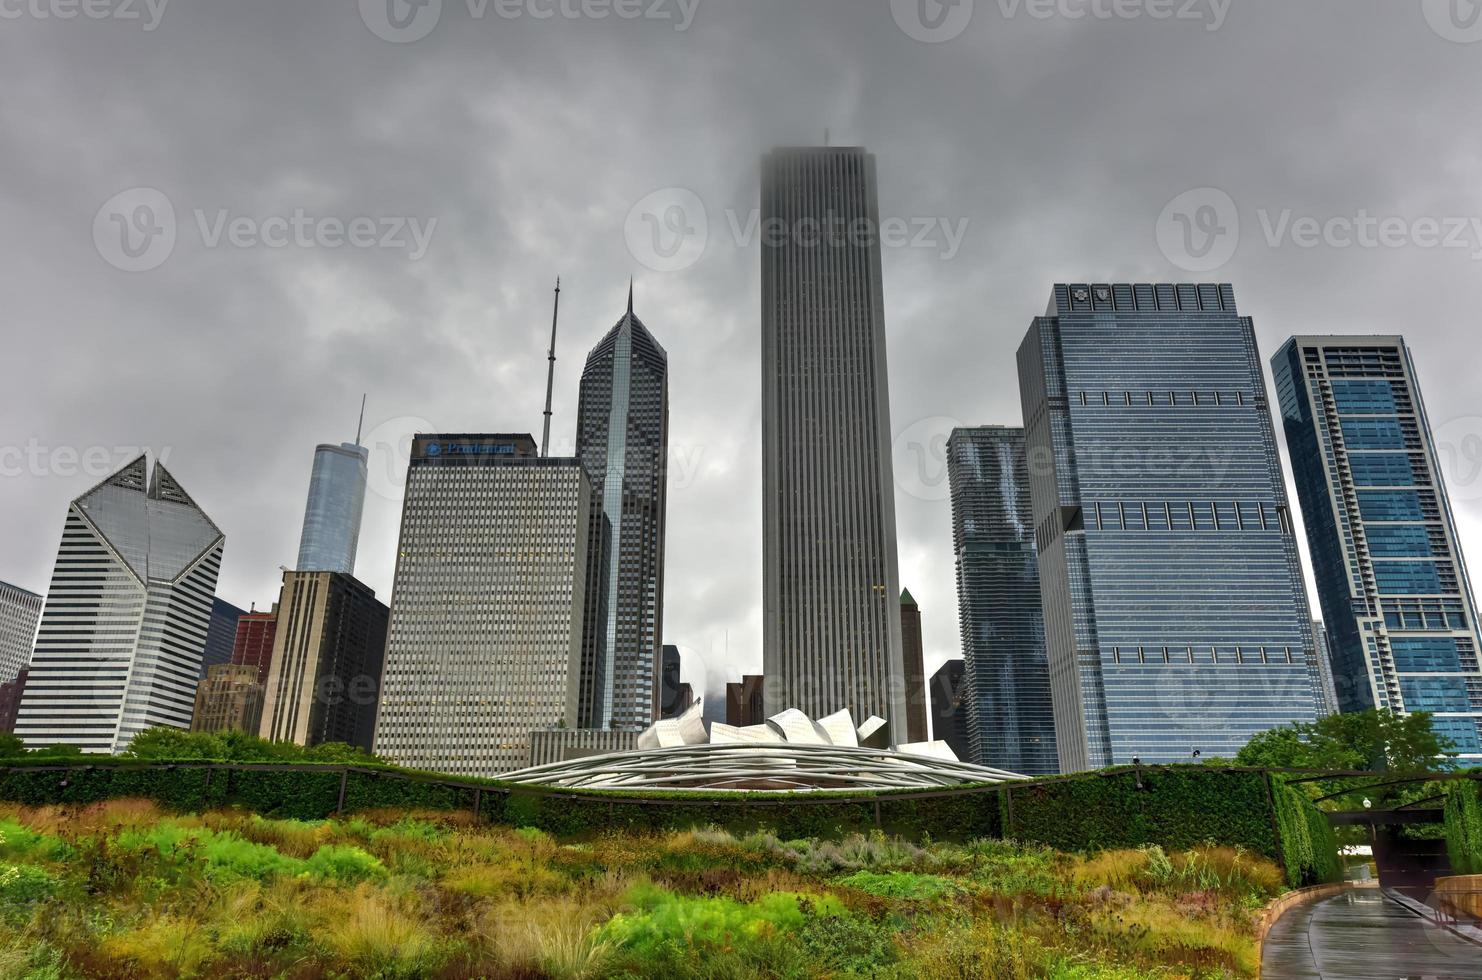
[1274,336,1482,762]
[928,660,969,762]
[192,663,265,735]
[15,457,225,752]
[761,146,907,737]
[726,675,766,728]
[260,570,388,752]
[900,590,929,743]
[1018,284,1318,771]
[948,426,1059,775]
[572,290,669,731]
[231,610,278,686]
[374,435,591,776]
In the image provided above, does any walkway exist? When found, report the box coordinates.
[1262,889,1482,978]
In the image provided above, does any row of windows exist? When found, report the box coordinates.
[1090,500,1288,533]
[1077,390,1249,408]
[1400,677,1482,712]
[1110,646,1298,665]
[1382,598,1470,631]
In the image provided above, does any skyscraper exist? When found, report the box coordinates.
[929,660,969,761]
[900,590,928,743]
[1018,284,1318,771]
[297,442,369,575]
[572,290,669,730]
[231,610,278,686]
[1274,337,1482,762]
[374,435,591,776]
[199,597,246,680]
[947,426,1059,775]
[260,570,388,752]
[15,457,225,752]
[0,580,42,683]
[761,146,907,736]
[193,664,265,736]
[1312,621,1341,718]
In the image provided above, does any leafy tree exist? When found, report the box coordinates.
[0,733,25,758]
[122,726,383,765]
[1236,709,1453,773]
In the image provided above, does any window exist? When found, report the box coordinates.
[1373,561,1443,595]
[1366,525,1433,558]
[1348,453,1416,487]
[1331,379,1397,415]
[1358,490,1424,522]
[1342,418,1406,450]
[1399,677,1474,712]
[1389,637,1465,672]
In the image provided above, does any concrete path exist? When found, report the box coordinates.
[1262,888,1482,978]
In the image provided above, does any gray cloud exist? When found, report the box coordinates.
[3,0,1480,709]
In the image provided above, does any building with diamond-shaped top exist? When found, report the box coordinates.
[14,456,225,753]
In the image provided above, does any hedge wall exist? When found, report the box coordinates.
[0,759,1337,885]
[1445,779,1482,876]
[1270,775,1343,887]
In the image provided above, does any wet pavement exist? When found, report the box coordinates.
[1262,889,1482,978]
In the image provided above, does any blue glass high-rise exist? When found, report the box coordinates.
[296,443,369,575]
[1273,337,1482,763]
[1018,284,1320,771]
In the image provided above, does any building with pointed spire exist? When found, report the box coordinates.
[15,457,225,753]
[296,404,370,575]
[571,285,669,730]
[900,590,928,743]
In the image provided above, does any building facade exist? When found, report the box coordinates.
[260,570,388,752]
[1018,284,1318,771]
[0,581,42,684]
[192,663,265,735]
[761,146,907,737]
[1274,337,1482,762]
[947,426,1060,775]
[572,292,669,730]
[374,435,591,776]
[15,457,225,752]
[199,598,246,680]
[928,660,969,762]
[296,442,369,575]
[726,675,765,728]
[527,729,638,767]
[1313,621,1341,718]
[900,590,929,743]
[231,610,278,686]
[0,670,27,734]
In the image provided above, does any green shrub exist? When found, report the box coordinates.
[306,844,387,883]
[1445,779,1482,875]
[836,869,961,900]
[1271,777,1342,887]
[199,832,304,881]
[0,864,58,913]
[598,882,846,956]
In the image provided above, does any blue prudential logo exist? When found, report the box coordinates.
[424,442,442,457]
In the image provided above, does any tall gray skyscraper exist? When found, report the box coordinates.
[761,146,907,737]
[374,435,591,776]
[0,580,43,684]
[948,426,1059,775]
[1274,337,1482,763]
[15,457,225,752]
[1018,284,1318,771]
[572,289,669,730]
[296,442,369,574]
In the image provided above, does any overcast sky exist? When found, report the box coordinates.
[3,0,1482,712]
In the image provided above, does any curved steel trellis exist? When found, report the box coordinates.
[500,743,1029,791]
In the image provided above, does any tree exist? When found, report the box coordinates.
[1236,709,1453,773]
[0,733,24,758]
[122,726,385,765]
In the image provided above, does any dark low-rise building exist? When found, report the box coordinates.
[929,660,969,761]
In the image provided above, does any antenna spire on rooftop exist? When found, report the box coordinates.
[627,277,634,317]
[354,394,367,447]
[541,276,562,458]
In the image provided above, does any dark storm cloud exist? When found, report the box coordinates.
[3,0,1480,710]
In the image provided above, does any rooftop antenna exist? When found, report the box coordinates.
[354,394,367,447]
[627,277,634,318]
[541,276,562,458]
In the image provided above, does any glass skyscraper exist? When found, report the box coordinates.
[947,426,1059,775]
[0,580,43,684]
[296,442,369,575]
[1018,284,1319,771]
[374,435,592,776]
[572,291,669,731]
[1274,337,1482,763]
[761,146,907,736]
[15,456,225,752]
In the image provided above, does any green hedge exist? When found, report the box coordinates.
[0,759,1335,884]
[1270,776,1343,887]
[1445,779,1482,875]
